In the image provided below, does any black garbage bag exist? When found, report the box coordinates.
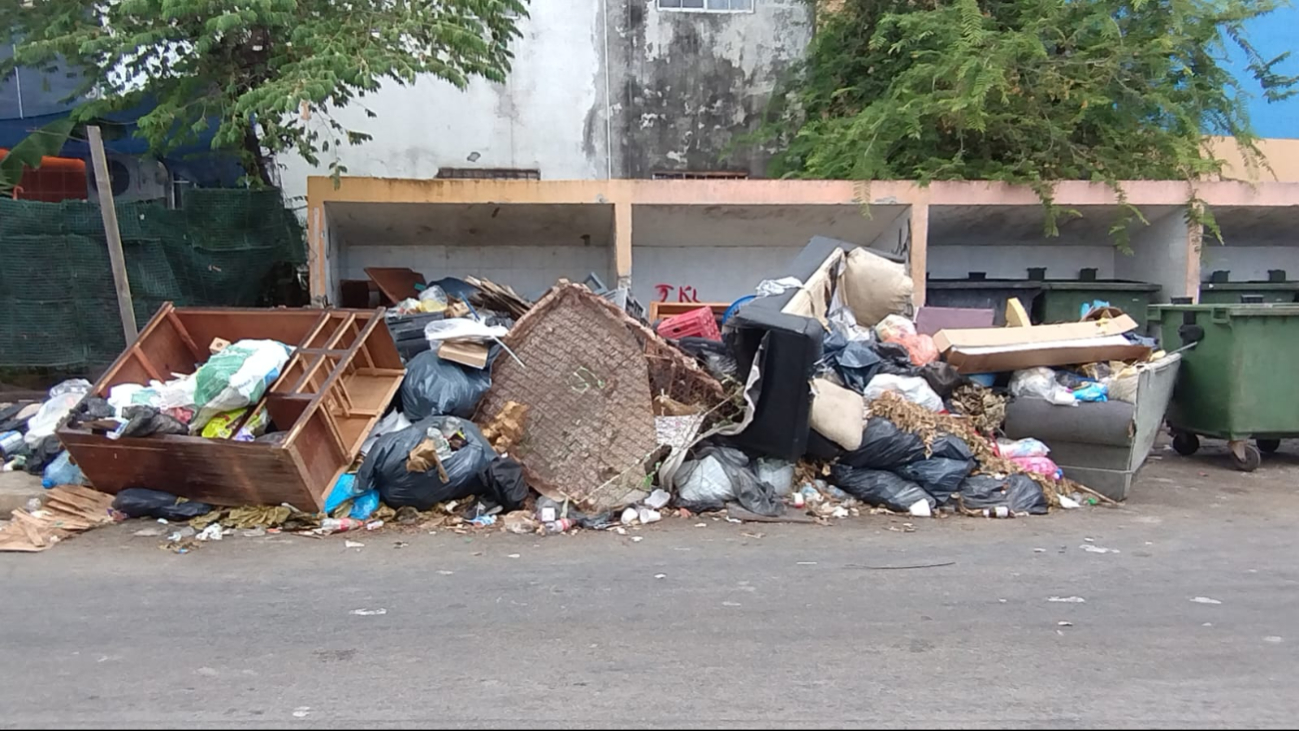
[839,417,927,470]
[872,341,918,376]
[112,488,214,521]
[119,405,189,438]
[896,457,974,505]
[955,474,1049,515]
[929,433,974,461]
[830,464,936,513]
[359,416,496,511]
[400,350,492,419]
[920,362,966,399]
[479,456,529,512]
[821,330,883,392]
[24,435,64,474]
[675,337,739,380]
[675,445,785,517]
[66,396,114,427]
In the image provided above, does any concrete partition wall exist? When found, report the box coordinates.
[322,201,615,302]
[1199,206,1299,284]
[628,203,911,306]
[1113,206,1196,301]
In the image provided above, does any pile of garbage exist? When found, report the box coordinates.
[2,245,1171,552]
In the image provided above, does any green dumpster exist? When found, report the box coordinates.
[1149,302,1299,471]
[1039,280,1161,329]
[925,278,1044,325]
[1198,281,1299,304]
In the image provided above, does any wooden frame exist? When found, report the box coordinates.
[58,303,405,510]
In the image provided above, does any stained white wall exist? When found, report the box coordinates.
[278,0,609,203]
[338,244,610,301]
[1200,206,1299,283]
[1114,208,1191,299]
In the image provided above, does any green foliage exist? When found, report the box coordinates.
[1,0,528,184]
[762,0,1297,241]
[0,116,76,194]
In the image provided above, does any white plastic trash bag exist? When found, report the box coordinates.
[24,379,92,446]
[1009,367,1076,406]
[423,318,508,344]
[191,340,292,431]
[863,374,944,412]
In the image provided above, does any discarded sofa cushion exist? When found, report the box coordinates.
[840,247,914,327]
[809,378,865,451]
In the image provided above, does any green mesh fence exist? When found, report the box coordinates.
[0,189,305,368]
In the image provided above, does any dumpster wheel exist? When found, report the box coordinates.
[1256,438,1282,454]
[1229,441,1261,472]
[1172,432,1200,456]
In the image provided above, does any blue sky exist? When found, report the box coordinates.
[1229,8,1299,138]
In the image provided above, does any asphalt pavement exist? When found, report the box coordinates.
[2,441,1297,729]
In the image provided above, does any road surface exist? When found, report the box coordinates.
[2,442,1297,728]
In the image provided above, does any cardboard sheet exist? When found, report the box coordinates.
[934,315,1150,373]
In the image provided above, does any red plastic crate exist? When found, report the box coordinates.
[656,306,721,341]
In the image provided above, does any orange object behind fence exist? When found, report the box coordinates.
[0,150,88,202]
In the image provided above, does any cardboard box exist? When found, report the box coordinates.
[438,340,490,369]
[934,315,1150,373]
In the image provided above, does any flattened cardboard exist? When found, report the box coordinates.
[438,340,490,369]
[935,315,1149,373]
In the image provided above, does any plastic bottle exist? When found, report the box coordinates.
[318,517,365,534]
[983,506,1013,519]
[544,518,576,534]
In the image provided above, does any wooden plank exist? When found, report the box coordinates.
[132,349,163,382]
[365,267,426,304]
[166,310,204,361]
[88,125,137,341]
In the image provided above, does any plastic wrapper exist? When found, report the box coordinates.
[840,417,928,470]
[191,339,292,430]
[1010,455,1063,480]
[674,337,739,380]
[111,488,214,521]
[821,330,883,392]
[829,464,936,513]
[995,438,1050,459]
[349,490,381,520]
[23,379,92,447]
[674,446,785,517]
[41,451,89,488]
[874,314,918,342]
[1072,382,1109,402]
[112,405,189,439]
[863,374,944,412]
[754,457,796,497]
[200,407,267,440]
[956,474,1049,515]
[422,318,508,344]
[358,416,495,511]
[400,350,491,419]
[893,334,938,366]
[324,473,364,514]
[1010,367,1076,406]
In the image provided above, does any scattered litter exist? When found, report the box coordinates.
[722,602,742,607]
[133,527,165,537]
[631,536,644,543]
[694,523,708,528]
[1058,495,1081,509]
[393,541,409,549]
[344,540,365,549]
[1033,548,1046,553]
[645,489,672,510]
[844,561,956,570]
[507,553,520,559]
[195,524,224,542]
[349,608,387,616]
[1048,596,1086,603]
[1080,544,1120,554]
[1057,621,1073,627]
[437,570,454,575]
[797,561,818,566]
[1264,636,1283,643]
[1191,597,1223,605]
[293,707,311,719]
[654,573,667,579]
